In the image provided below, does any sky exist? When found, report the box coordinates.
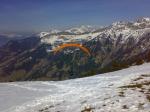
[0,0,150,33]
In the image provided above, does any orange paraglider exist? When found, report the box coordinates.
[53,43,91,56]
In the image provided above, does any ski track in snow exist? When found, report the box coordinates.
[0,63,150,112]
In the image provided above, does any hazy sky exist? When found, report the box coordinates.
[0,0,150,33]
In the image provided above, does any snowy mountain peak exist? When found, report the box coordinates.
[65,25,95,34]
[137,17,150,23]
[112,21,127,27]
[49,29,61,34]
[40,32,50,38]
[40,17,150,51]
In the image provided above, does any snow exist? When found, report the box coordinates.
[139,17,150,22]
[40,31,102,48]
[49,29,61,34]
[65,25,95,34]
[40,32,50,38]
[40,18,150,53]
[0,63,150,112]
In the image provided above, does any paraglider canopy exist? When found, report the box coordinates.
[53,43,91,56]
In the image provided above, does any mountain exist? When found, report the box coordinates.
[0,37,10,46]
[0,33,33,46]
[1,17,150,82]
[0,63,150,112]
[65,25,96,34]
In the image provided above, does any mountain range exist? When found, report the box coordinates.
[1,17,150,82]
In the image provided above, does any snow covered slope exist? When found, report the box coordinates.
[0,63,150,112]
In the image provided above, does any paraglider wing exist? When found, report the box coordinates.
[53,43,90,56]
